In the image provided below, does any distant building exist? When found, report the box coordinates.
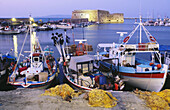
[72,10,124,23]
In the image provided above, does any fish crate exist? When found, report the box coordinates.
[85,44,93,51]
[39,72,48,81]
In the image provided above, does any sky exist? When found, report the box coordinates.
[0,0,169,18]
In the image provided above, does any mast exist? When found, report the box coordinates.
[139,16,142,43]
[29,16,33,68]
[139,0,142,43]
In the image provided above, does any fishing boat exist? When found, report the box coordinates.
[56,23,73,29]
[51,31,124,91]
[97,16,170,92]
[0,26,21,35]
[8,17,58,89]
[0,53,16,89]
[37,24,53,31]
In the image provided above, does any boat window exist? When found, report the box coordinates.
[112,51,114,54]
[33,57,39,62]
[39,56,43,62]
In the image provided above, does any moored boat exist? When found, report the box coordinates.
[0,53,16,89]
[37,24,53,31]
[97,16,170,92]
[56,23,73,29]
[0,26,21,35]
[51,31,124,91]
[8,17,58,89]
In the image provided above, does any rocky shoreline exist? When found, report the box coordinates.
[0,89,150,110]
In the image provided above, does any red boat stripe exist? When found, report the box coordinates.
[120,72,164,78]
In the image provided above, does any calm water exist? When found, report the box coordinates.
[0,19,170,60]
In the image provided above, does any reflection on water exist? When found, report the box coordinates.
[31,32,36,52]
[13,35,18,58]
[0,19,170,60]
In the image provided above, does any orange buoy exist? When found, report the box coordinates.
[149,62,154,66]
[114,83,119,90]
[64,62,67,66]
[156,64,161,69]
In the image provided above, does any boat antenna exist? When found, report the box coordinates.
[139,0,142,43]
[82,23,85,39]
[139,16,142,43]
[117,32,127,44]
[29,16,33,69]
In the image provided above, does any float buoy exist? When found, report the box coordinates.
[123,36,130,43]
[149,36,156,42]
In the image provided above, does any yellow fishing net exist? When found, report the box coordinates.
[41,84,81,99]
[88,89,117,108]
[134,89,170,110]
[152,89,170,104]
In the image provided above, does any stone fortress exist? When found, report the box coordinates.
[72,10,124,23]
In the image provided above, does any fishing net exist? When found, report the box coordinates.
[134,89,170,110]
[41,84,82,100]
[88,89,117,108]
[152,89,170,104]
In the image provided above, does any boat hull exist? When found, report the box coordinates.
[56,25,73,29]
[9,74,56,89]
[120,72,167,92]
[0,31,20,35]
[0,70,8,87]
[65,74,92,91]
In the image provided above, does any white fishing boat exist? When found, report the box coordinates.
[51,31,124,91]
[56,23,73,29]
[37,24,53,31]
[8,17,58,89]
[159,20,164,26]
[97,16,170,92]
[0,26,21,35]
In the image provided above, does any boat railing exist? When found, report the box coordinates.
[123,43,159,52]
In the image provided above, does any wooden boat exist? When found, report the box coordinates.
[8,17,58,89]
[97,16,170,92]
[51,31,124,91]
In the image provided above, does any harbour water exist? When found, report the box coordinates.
[0,19,170,60]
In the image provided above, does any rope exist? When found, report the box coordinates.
[36,37,52,74]
[142,25,161,64]
[12,28,30,74]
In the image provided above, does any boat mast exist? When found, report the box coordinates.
[139,16,142,43]
[29,16,33,68]
[139,0,142,43]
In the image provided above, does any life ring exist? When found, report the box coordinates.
[149,36,156,42]
[123,36,130,43]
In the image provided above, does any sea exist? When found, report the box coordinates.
[0,18,170,61]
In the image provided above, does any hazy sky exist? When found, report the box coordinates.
[0,0,169,18]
